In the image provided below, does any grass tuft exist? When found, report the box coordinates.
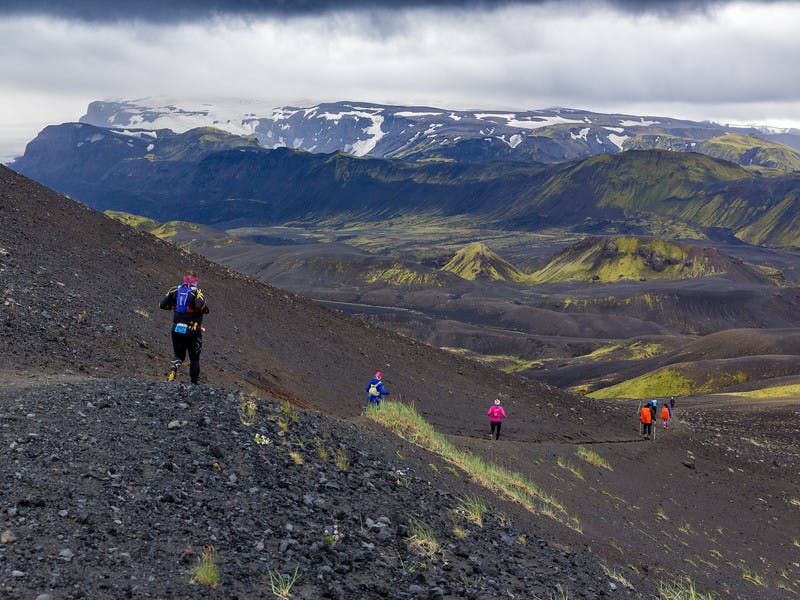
[269,566,299,599]
[406,517,441,560]
[316,438,329,462]
[557,456,585,480]
[239,395,257,426]
[576,446,613,471]
[456,494,490,527]
[601,564,633,589]
[189,545,221,589]
[658,578,714,599]
[333,446,349,471]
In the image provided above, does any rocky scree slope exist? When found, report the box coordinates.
[0,378,657,599]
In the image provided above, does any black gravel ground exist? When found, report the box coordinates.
[0,378,654,599]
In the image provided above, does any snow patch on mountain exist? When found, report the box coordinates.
[111,129,158,139]
[396,111,443,118]
[607,134,629,150]
[346,114,386,156]
[474,113,516,120]
[498,133,524,148]
[619,118,659,127]
[571,127,591,141]
[507,115,585,130]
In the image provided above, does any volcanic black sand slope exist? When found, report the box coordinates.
[2,164,800,598]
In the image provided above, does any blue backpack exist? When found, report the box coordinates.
[175,283,195,314]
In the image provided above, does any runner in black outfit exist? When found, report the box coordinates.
[160,270,209,384]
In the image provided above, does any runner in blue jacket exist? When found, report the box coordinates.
[365,371,389,406]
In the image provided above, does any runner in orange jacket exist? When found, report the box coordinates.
[640,404,653,439]
[661,405,671,429]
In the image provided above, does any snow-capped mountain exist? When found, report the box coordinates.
[80,98,800,164]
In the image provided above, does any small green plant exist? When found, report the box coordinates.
[550,585,569,599]
[658,578,714,599]
[657,507,669,521]
[575,446,613,471]
[445,466,459,477]
[288,451,304,465]
[678,522,695,535]
[239,395,257,426]
[333,446,349,471]
[189,545,221,589]
[316,438,328,462]
[452,523,468,539]
[280,401,300,423]
[428,463,439,473]
[323,523,341,546]
[406,517,441,560]
[790,498,800,507]
[457,572,481,589]
[457,494,489,527]
[742,568,767,587]
[269,566,299,599]
[394,469,411,488]
[556,456,584,479]
[254,433,272,445]
[601,564,633,589]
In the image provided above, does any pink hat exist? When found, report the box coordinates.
[183,275,199,285]
[375,371,383,379]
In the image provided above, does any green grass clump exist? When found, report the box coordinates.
[333,446,349,471]
[658,578,714,599]
[556,456,585,480]
[239,394,257,426]
[269,566,299,599]
[406,517,442,560]
[189,545,221,589]
[456,495,490,527]
[576,446,613,471]
[366,402,570,526]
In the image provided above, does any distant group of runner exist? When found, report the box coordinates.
[161,269,666,445]
[639,397,675,439]
[364,370,508,440]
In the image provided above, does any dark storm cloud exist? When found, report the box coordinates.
[0,0,786,22]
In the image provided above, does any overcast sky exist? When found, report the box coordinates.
[2,0,799,162]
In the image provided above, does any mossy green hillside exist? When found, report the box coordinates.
[587,355,800,398]
[587,366,746,399]
[105,211,239,248]
[441,242,528,282]
[364,264,445,286]
[696,134,800,172]
[105,210,160,232]
[146,127,262,162]
[531,236,732,283]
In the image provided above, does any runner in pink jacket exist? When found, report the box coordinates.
[487,398,507,440]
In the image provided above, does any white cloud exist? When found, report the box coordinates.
[2,2,800,162]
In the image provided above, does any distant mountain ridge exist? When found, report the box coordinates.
[12,121,800,246]
[79,98,800,169]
